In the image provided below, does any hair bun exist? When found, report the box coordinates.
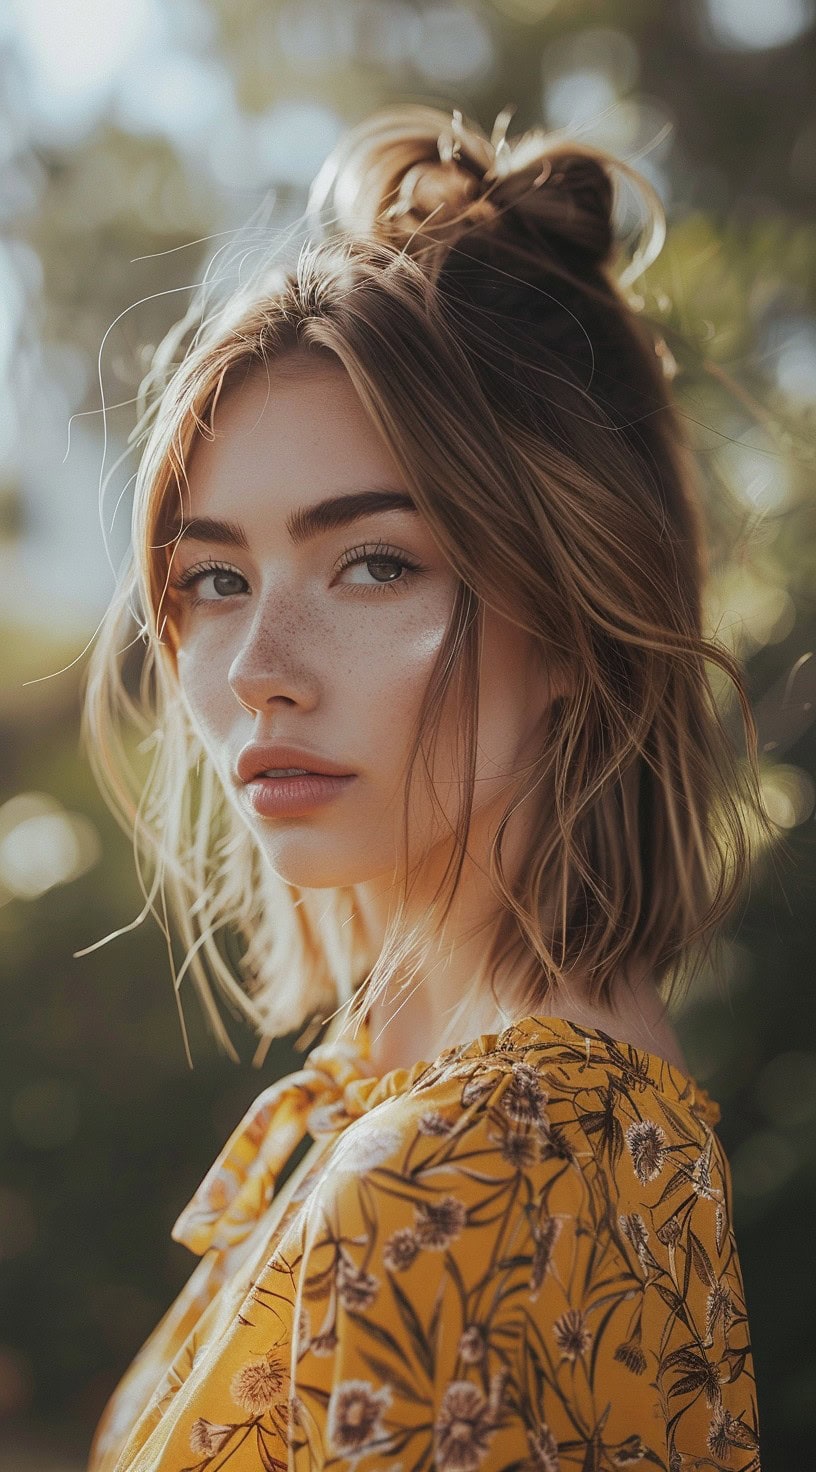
[515,150,615,269]
[307,103,619,275]
[385,157,490,231]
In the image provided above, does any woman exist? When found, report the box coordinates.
[82,103,770,1470]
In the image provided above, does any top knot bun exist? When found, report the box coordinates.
[307,103,619,277]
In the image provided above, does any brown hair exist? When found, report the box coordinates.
[79,103,779,1064]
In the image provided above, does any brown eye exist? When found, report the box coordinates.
[169,560,249,605]
[334,542,425,596]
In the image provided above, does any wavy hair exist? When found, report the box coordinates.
[79,103,780,1065]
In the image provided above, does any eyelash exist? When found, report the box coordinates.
[168,542,425,607]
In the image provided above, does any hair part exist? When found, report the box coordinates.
[79,103,780,1065]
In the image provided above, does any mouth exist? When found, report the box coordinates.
[242,770,357,818]
[236,745,356,785]
[256,771,341,783]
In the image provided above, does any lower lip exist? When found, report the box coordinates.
[242,773,356,817]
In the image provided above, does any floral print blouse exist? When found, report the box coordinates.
[87,1011,761,1472]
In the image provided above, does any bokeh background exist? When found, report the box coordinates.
[1,0,815,1467]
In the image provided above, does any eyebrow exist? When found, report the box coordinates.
[172,488,419,551]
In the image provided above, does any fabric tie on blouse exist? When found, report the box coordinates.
[171,1025,392,1258]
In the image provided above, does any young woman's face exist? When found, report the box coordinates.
[166,356,553,891]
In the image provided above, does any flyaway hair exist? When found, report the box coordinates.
[79,102,780,1064]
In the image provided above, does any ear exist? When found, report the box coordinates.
[528,648,577,722]
[518,666,573,765]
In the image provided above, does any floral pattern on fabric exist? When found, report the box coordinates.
[87,1013,760,1472]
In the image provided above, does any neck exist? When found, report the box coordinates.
[362,961,688,1078]
[349,786,689,1079]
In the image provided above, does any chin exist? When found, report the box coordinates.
[254,835,389,891]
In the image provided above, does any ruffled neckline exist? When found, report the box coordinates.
[341,1010,721,1127]
[171,1008,720,1261]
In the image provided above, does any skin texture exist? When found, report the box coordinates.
[167,354,689,1076]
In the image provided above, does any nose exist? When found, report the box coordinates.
[227,625,320,718]
[229,660,319,716]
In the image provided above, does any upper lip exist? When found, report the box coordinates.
[236,743,356,784]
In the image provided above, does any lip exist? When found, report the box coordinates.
[242,772,356,819]
[236,742,356,785]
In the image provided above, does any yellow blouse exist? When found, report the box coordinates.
[87,1012,761,1471]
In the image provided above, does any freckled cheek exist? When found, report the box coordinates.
[372,611,467,799]
[361,615,449,704]
[372,612,447,685]
[173,596,454,748]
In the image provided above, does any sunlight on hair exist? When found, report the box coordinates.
[73,100,784,1061]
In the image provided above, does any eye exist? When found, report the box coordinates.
[167,559,248,606]
[334,542,425,595]
[166,542,427,609]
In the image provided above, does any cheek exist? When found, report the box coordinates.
[331,606,456,810]
[175,640,235,748]
[356,613,450,711]
[173,594,455,746]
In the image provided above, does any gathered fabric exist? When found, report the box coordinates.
[87,1013,762,1472]
[170,1024,385,1259]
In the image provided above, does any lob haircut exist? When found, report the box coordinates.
[80,104,777,1064]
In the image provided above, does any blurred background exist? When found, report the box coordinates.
[0,0,814,1466]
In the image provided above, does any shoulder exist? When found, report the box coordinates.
[250,1048,757,1468]
[295,1040,731,1303]
[298,1051,589,1269]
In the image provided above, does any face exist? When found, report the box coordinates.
[164,356,555,896]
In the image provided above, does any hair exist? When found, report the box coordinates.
[79,102,780,1067]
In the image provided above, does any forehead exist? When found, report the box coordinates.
[181,356,403,517]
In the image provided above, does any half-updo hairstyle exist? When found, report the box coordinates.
[79,103,778,1064]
